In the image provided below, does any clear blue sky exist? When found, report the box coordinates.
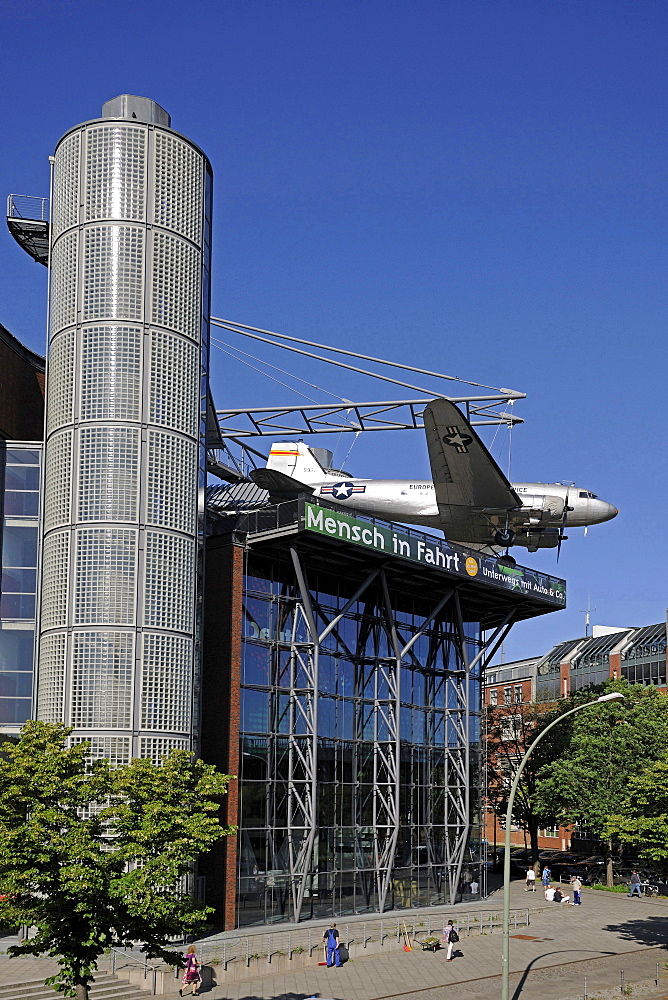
[1,0,666,660]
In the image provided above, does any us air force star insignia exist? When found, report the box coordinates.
[442,426,473,454]
[333,481,355,499]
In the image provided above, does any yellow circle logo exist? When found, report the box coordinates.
[465,557,479,577]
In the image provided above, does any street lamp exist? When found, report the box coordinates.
[500,691,624,1000]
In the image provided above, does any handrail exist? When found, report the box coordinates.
[6,194,49,222]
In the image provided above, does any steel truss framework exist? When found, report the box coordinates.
[254,547,517,923]
[212,396,522,442]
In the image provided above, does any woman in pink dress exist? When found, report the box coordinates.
[179,946,201,997]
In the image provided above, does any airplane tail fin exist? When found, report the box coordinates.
[266,441,337,486]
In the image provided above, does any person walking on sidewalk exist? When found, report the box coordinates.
[628,872,643,898]
[570,875,583,905]
[443,919,459,961]
[179,946,201,997]
[526,867,536,891]
[542,865,551,887]
[323,923,341,967]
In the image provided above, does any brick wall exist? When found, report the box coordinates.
[0,324,45,440]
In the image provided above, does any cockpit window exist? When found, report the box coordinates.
[579,491,599,499]
[579,492,588,498]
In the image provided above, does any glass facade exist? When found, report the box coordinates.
[570,632,627,692]
[0,442,41,732]
[236,552,484,926]
[621,624,667,686]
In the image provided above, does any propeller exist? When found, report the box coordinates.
[557,491,573,562]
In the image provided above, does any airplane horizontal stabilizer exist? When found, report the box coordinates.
[424,398,521,543]
[249,467,315,500]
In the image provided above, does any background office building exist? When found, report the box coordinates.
[4,96,567,927]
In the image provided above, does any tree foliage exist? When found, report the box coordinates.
[606,749,668,865]
[533,680,668,884]
[0,722,235,1000]
[485,701,570,869]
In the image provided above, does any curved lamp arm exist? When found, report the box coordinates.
[500,692,624,1000]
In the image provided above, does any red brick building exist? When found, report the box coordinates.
[483,623,668,851]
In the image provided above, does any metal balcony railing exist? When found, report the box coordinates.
[7,194,49,221]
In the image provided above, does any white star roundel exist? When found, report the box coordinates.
[333,481,356,499]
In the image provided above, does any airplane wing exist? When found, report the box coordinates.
[249,468,315,502]
[423,398,522,543]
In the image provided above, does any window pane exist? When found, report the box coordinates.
[0,672,32,698]
[0,698,32,724]
[5,466,40,490]
[2,526,38,567]
[0,629,35,671]
[240,688,269,733]
[0,594,36,619]
[5,450,40,466]
[4,492,39,517]
[2,568,37,593]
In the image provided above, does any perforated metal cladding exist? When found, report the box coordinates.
[52,132,81,237]
[139,736,189,765]
[71,632,134,728]
[50,232,78,336]
[140,634,192,732]
[144,531,195,631]
[146,431,197,532]
[154,132,202,244]
[41,116,208,756]
[83,226,144,321]
[77,427,139,522]
[80,326,142,421]
[151,233,200,339]
[46,330,75,434]
[149,331,199,434]
[41,532,70,630]
[44,430,72,531]
[74,528,137,625]
[85,126,146,222]
[70,735,131,766]
[36,634,66,723]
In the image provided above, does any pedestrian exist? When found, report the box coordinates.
[570,875,583,905]
[525,867,536,892]
[322,923,341,967]
[442,919,459,961]
[470,879,479,896]
[179,946,200,997]
[628,872,642,898]
[542,865,551,887]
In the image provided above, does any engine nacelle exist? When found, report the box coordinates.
[519,493,565,525]
[513,528,561,551]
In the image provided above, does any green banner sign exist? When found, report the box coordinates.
[303,502,566,606]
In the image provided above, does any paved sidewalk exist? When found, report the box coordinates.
[1,881,668,998]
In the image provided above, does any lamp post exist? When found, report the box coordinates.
[500,692,624,1000]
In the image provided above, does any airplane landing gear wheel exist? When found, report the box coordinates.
[494,527,515,546]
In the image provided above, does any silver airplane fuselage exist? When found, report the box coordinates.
[313,478,617,532]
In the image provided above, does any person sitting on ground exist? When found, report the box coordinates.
[544,884,556,902]
[552,887,570,904]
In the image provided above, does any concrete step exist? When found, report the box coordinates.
[0,975,152,1000]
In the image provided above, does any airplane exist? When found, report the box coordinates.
[249,398,617,555]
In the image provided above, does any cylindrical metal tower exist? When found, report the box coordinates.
[36,95,212,764]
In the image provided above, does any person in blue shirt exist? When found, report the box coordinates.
[323,923,341,967]
[542,866,551,887]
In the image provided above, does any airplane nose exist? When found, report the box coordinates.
[596,501,618,523]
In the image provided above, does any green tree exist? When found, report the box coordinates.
[534,680,668,885]
[606,749,668,865]
[0,722,234,1000]
[485,701,570,873]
